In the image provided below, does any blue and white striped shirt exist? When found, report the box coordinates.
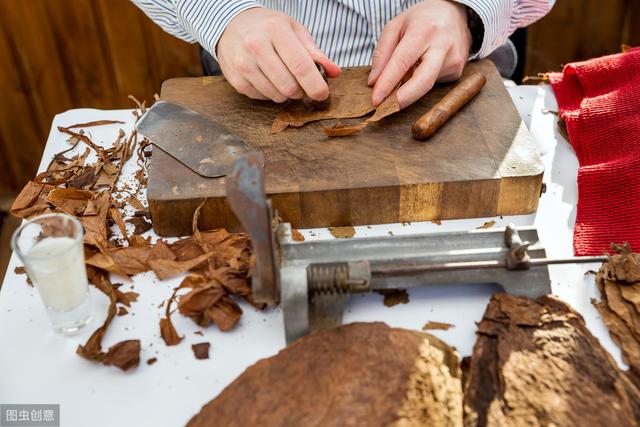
[132,0,555,66]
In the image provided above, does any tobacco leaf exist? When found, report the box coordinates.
[14,266,33,286]
[65,120,125,129]
[476,220,496,229]
[186,323,462,427]
[47,187,93,216]
[177,275,243,331]
[117,306,129,316]
[80,191,111,247]
[126,216,152,235]
[324,90,401,137]
[192,342,211,360]
[593,245,640,386]
[76,267,118,363]
[271,67,374,133]
[291,229,305,242]
[102,339,140,371]
[376,289,410,307]
[109,207,129,242]
[10,181,56,219]
[148,251,217,280]
[147,357,157,365]
[160,286,184,346]
[423,321,454,331]
[464,293,640,426]
[328,226,355,239]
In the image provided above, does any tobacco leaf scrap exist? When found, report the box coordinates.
[102,339,141,371]
[475,220,496,229]
[328,226,355,239]
[192,342,211,360]
[423,321,454,331]
[592,244,640,387]
[464,293,640,426]
[14,266,33,286]
[376,289,410,307]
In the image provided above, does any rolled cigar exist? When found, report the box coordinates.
[412,71,486,141]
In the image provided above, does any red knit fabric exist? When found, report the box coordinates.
[549,48,640,255]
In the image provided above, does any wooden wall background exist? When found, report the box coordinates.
[0,0,201,199]
[0,0,638,199]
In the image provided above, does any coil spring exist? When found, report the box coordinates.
[307,262,351,297]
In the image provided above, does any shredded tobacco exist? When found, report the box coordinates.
[10,99,260,371]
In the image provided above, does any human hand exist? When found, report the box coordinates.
[217,7,341,103]
[368,0,472,109]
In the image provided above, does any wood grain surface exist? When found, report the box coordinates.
[150,60,543,235]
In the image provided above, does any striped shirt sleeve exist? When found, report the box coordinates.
[131,0,262,59]
[453,0,556,59]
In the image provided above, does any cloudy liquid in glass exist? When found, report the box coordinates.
[26,236,92,334]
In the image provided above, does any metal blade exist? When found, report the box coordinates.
[136,101,259,178]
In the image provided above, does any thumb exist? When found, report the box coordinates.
[292,22,341,77]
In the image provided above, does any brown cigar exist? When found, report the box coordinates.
[411,71,486,141]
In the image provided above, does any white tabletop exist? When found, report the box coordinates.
[0,85,620,427]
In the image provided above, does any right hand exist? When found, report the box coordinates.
[216,8,341,103]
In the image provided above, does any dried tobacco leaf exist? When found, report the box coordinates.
[14,266,33,286]
[324,90,401,137]
[102,339,140,371]
[423,321,454,331]
[192,342,210,360]
[147,357,157,365]
[291,229,305,242]
[126,216,152,235]
[186,323,462,427]
[464,293,640,426]
[76,267,125,366]
[328,226,355,239]
[593,245,640,386]
[271,68,374,133]
[177,275,243,331]
[376,289,409,307]
[10,181,56,219]
[475,220,496,229]
[65,120,125,129]
[160,286,184,346]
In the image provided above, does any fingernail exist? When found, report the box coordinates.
[368,69,378,86]
[372,92,384,106]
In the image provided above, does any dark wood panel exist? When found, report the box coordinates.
[526,0,639,74]
[0,0,202,194]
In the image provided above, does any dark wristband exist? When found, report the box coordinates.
[466,6,484,55]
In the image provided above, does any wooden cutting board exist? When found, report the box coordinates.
[149,60,543,236]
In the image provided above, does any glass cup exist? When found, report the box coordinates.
[11,213,92,335]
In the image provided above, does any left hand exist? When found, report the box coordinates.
[368,0,473,109]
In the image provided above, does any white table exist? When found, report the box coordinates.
[0,86,620,427]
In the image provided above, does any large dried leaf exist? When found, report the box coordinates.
[47,188,93,216]
[10,181,56,218]
[593,245,640,386]
[464,293,640,426]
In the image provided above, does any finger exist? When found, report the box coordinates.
[272,25,329,100]
[371,33,429,106]
[252,45,305,99]
[395,48,447,109]
[247,63,291,103]
[228,74,269,101]
[292,22,341,77]
[369,18,402,86]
